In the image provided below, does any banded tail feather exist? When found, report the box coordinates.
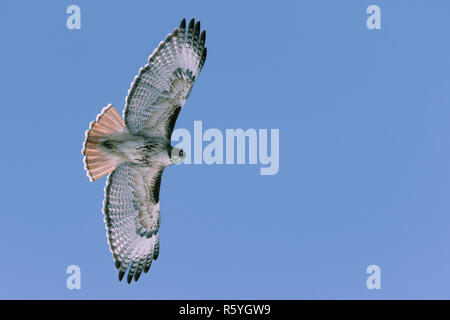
[82,104,126,181]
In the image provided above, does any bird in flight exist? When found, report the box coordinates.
[81,18,207,283]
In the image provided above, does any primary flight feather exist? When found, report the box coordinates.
[81,18,207,283]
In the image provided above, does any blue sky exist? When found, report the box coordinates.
[1,0,450,299]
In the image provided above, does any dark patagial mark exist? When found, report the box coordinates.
[151,170,163,203]
[166,106,181,138]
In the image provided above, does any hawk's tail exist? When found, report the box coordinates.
[82,104,126,181]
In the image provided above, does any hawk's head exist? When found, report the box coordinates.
[170,147,186,164]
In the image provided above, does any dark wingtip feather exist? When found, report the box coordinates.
[199,47,207,71]
[154,242,160,260]
[188,18,195,30]
[194,21,200,35]
[118,270,125,281]
[127,273,133,284]
[180,18,186,29]
[200,30,206,42]
[134,271,142,282]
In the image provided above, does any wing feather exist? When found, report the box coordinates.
[124,18,207,139]
[103,162,163,283]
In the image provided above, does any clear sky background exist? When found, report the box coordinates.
[1,0,450,299]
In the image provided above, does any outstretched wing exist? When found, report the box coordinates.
[124,18,207,139]
[103,162,163,283]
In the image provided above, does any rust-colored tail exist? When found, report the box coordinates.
[82,104,125,181]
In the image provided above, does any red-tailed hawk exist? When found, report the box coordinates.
[81,18,207,283]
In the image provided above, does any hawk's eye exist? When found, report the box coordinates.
[179,149,184,157]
